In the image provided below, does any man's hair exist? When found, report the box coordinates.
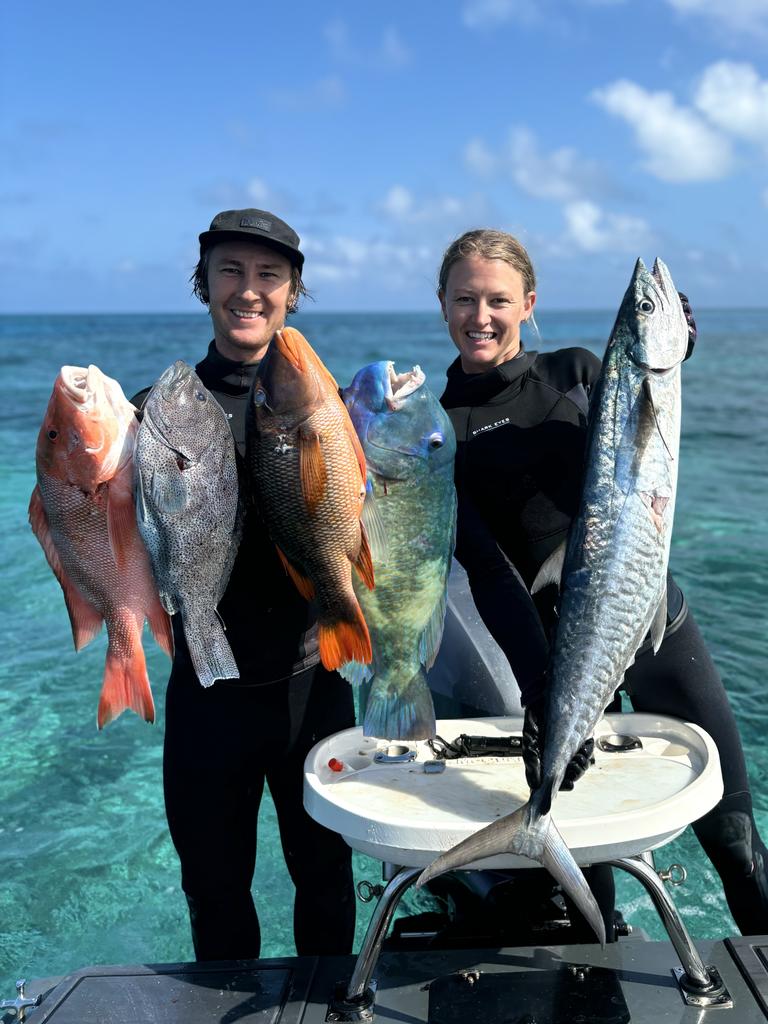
[437,229,536,297]
[190,248,310,314]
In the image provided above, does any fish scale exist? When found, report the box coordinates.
[418,257,690,945]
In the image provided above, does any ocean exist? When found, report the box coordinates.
[1,309,766,990]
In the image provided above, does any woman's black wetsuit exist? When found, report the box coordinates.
[134,342,355,961]
[440,345,768,937]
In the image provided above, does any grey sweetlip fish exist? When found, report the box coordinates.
[134,360,242,687]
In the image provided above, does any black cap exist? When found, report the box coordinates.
[199,209,304,271]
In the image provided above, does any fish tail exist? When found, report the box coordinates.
[318,604,372,671]
[363,668,436,740]
[185,615,239,687]
[416,801,605,946]
[98,641,155,729]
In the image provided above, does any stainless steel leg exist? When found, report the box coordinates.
[608,855,712,989]
[346,866,421,1003]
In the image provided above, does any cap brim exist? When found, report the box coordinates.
[198,230,304,271]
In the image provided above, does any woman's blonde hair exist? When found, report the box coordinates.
[437,229,536,297]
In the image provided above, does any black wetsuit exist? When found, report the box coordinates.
[440,346,768,938]
[134,341,355,960]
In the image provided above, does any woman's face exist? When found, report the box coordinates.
[440,256,535,374]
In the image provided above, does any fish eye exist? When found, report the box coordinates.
[638,298,655,314]
[428,432,444,450]
[47,429,58,440]
[253,388,267,406]
[195,389,207,402]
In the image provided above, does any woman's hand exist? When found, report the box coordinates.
[678,292,697,361]
[522,696,595,792]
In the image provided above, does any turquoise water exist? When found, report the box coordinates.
[1,310,767,989]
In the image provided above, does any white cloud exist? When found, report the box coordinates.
[324,19,410,69]
[269,76,345,110]
[563,200,653,253]
[664,0,768,36]
[380,185,414,219]
[464,138,497,176]
[465,126,611,201]
[507,127,592,201]
[462,0,538,27]
[592,79,733,181]
[246,178,271,205]
[694,62,768,147]
[377,186,472,224]
[301,233,434,288]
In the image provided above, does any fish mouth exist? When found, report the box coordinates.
[59,365,103,409]
[384,362,425,411]
[158,360,193,399]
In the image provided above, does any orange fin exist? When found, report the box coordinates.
[353,523,375,590]
[276,546,315,601]
[147,596,174,659]
[299,431,327,514]
[29,484,104,650]
[318,608,372,671]
[106,487,136,570]
[97,640,155,728]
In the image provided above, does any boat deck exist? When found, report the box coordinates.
[9,936,768,1023]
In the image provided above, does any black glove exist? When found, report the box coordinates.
[522,696,595,793]
[678,292,697,361]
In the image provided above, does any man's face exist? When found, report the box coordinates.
[206,241,294,363]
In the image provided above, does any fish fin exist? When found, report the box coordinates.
[183,614,239,687]
[339,659,373,686]
[149,465,187,515]
[615,383,661,494]
[419,589,448,670]
[29,485,104,650]
[106,488,136,570]
[416,804,605,946]
[159,590,178,616]
[276,546,315,600]
[363,668,436,740]
[318,606,372,670]
[299,431,327,514]
[650,590,667,654]
[135,467,147,522]
[531,540,567,594]
[98,638,155,728]
[147,598,174,659]
[353,524,376,590]
[360,479,388,564]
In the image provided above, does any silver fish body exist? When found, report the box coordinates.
[417,258,690,943]
[341,361,457,740]
[134,360,241,686]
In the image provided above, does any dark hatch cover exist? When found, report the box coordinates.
[23,963,292,1024]
[428,964,630,1024]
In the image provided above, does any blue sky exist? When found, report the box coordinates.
[3,0,767,313]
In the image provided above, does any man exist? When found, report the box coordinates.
[135,209,356,961]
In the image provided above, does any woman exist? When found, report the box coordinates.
[436,228,768,938]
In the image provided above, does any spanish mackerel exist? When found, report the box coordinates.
[417,258,690,943]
